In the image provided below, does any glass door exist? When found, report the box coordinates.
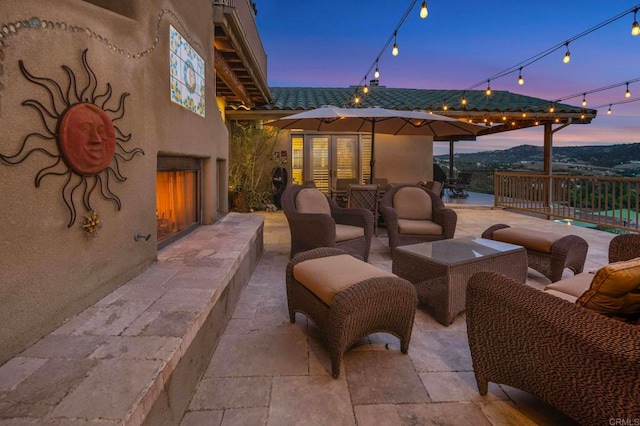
[310,136,330,193]
[302,134,363,194]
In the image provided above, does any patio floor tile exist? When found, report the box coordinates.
[345,351,430,405]
[182,206,611,425]
[267,376,355,425]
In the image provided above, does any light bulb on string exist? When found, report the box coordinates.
[581,94,587,107]
[563,43,571,64]
[363,84,369,94]
[632,8,640,36]
[374,64,380,79]
[608,105,612,115]
[625,83,631,98]
[461,97,467,106]
[420,1,428,18]
[392,31,399,56]
[549,105,555,113]
[518,67,524,85]
[485,80,492,96]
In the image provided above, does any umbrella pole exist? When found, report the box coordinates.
[369,120,376,184]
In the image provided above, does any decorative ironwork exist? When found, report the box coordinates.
[0,49,145,228]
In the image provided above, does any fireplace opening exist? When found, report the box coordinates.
[157,156,201,247]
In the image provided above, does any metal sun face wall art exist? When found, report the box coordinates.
[0,49,145,233]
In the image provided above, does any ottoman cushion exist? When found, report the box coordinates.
[492,227,561,253]
[293,254,396,305]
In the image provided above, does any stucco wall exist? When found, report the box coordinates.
[0,0,226,364]
[375,134,433,184]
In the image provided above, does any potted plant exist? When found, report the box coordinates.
[228,121,279,212]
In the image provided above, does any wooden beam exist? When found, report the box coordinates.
[214,50,253,107]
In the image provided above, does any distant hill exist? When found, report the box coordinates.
[435,143,640,168]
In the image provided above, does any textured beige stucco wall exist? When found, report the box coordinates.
[374,134,433,184]
[0,0,226,364]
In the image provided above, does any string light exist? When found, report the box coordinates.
[625,82,631,98]
[485,80,492,96]
[608,104,613,114]
[632,8,640,36]
[354,95,360,104]
[458,5,639,106]
[392,31,399,56]
[420,1,428,18]
[549,105,555,113]
[363,83,369,94]
[517,67,524,85]
[461,96,467,106]
[581,94,587,107]
[442,104,448,111]
[349,0,426,106]
[563,42,571,64]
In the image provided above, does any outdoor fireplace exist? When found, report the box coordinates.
[156,156,201,245]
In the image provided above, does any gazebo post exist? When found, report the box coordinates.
[449,138,455,179]
[544,120,572,219]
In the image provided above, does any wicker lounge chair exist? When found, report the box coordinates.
[446,172,471,198]
[380,184,457,252]
[466,271,640,425]
[282,184,374,261]
[466,233,640,424]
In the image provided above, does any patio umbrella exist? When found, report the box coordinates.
[264,106,485,182]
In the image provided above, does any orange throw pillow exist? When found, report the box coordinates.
[576,257,640,321]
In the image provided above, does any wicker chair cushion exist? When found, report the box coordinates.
[295,188,331,215]
[335,224,365,242]
[393,187,432,220]
[292,254,396,305]
[576,257,640,320]
[397,219,442,236]
[544,272,595,302]
[492,227,561,253]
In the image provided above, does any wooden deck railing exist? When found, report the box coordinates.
[494,171,640,232]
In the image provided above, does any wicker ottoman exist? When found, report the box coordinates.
[286,247,417,378]
[482,224,588,282]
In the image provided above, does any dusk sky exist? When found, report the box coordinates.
[255,1,640,155]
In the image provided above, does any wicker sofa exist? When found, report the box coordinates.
[380,184,457,252]
[466,234,640,425]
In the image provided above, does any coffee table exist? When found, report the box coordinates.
[392,237,527,326]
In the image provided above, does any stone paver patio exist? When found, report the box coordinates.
[182,206,615,425]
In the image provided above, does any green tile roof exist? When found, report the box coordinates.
[258,87,593,116]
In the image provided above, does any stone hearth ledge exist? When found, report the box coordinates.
[0,213,264,425]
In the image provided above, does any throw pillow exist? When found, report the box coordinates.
[576,257,640,321]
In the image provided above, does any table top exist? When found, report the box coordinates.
[395,237,524,266]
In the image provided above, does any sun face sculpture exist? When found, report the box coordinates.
[0,49,144,229]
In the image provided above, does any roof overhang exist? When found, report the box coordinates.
[213,2,272,106]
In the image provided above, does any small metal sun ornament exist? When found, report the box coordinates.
[82,211,102,237]
[0,49,145,231]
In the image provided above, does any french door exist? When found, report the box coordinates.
[292,134,371,193]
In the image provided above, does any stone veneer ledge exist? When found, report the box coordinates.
[0,213,264,425]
